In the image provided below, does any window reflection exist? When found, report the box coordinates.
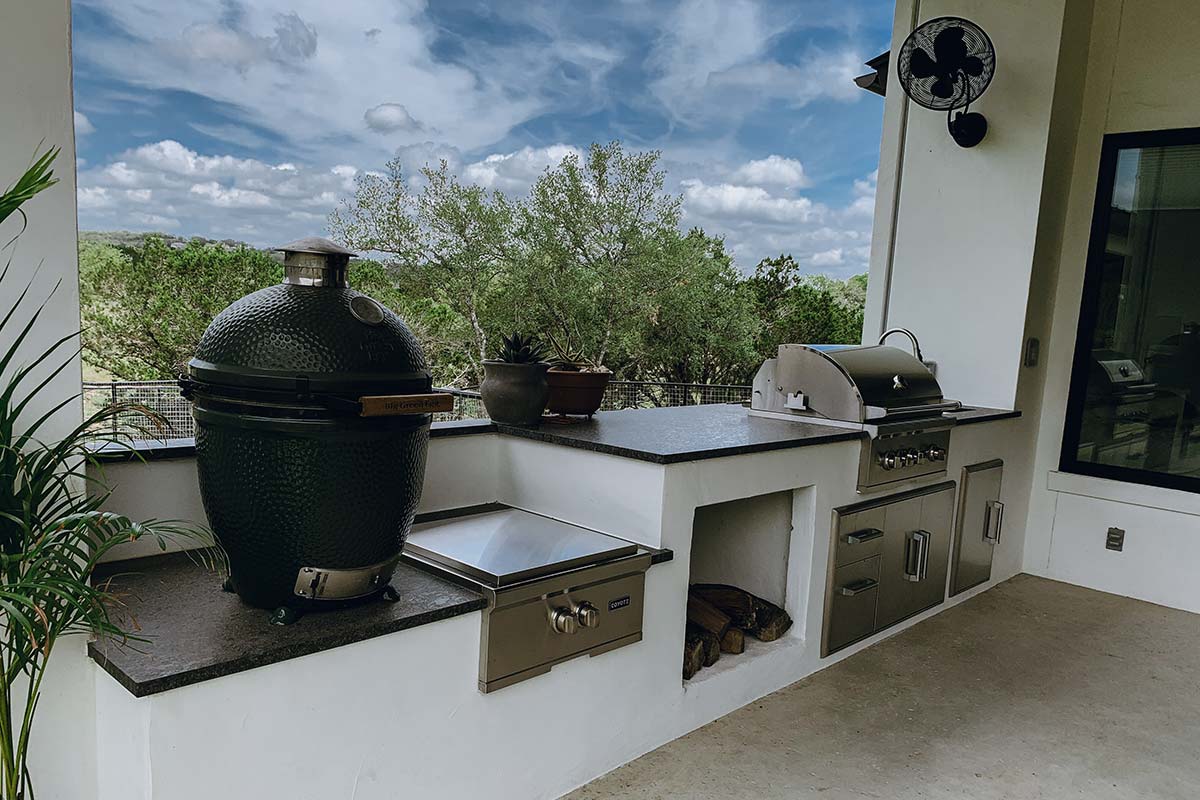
[1067,136,1200,488]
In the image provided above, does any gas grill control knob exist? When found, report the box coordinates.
[550,607,578,635]
[575,602,600,629]
[926,446,946,462]
[879,452,897,470]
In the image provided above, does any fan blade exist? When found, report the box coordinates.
[933,26,968,70]
[962,55,985,77]
[909,47,937,79]
[931,76,956,100]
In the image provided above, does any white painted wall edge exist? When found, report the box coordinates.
[1046,471,1200,518]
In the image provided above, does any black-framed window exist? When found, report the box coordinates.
[1062,128,1200,493]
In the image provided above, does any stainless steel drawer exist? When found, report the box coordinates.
[825,555,880,654]
[834,507,886,568]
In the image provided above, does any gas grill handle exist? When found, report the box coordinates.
[904,530,931,582]
[357,393,455,417]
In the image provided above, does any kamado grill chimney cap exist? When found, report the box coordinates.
[276,237,358,288]
[276,236,358,258]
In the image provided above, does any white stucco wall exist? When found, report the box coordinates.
[1021,0,1200,613]
[864,0,1070,411]
[0,3,92,799]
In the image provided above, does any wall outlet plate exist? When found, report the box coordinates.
[1106,527,1125,551]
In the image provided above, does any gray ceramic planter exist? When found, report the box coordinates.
[480,361,550,426]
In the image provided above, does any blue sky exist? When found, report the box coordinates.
[72,0,893,276]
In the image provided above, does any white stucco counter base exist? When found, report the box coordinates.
[89,407,1024,800]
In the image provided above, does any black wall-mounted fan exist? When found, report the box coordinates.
[897,16,996,148]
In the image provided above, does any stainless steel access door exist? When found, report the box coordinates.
[950,460,1004,596]
[875,483,955,630]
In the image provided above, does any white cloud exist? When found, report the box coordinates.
[811,248,844,266]
[77,139,373,243]
[646,0,865,127]
[463,144,581,192]
[681,179,823,224]
[364,103,420,133]
[189,181,273,208]
[730,155,810,189]
[130,212,180,229]
[74,111,95,137]
[77,186,113,210]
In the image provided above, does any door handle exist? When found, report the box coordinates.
[845,528,883,545]
[983,500,1005,546]
[904,530,930,582]
[839,577,879,597]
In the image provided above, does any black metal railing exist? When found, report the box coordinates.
[82,379,752,441]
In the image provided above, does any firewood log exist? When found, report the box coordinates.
[719,625,745,654]
[686,593,731,639]
[749,597,793,642]
[691,583,793,642]
[689,583,757,629]
[683,629,705,680]
[687,622,720,667]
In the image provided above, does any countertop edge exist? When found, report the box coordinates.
[88,594,488,698]
[949,408,1022,426]
[494,421,863,464]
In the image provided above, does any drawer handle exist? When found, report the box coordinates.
[845,528,884,545]
[983,500,1005,546]
[904,529,931,582]
[839,577,879,597]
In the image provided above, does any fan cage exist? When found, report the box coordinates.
[897,16,996,112]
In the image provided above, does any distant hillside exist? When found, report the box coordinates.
[79,230,270,253]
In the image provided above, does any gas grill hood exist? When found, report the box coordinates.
[765,344,958,424]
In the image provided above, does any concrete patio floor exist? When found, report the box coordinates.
[566,574,1200,800]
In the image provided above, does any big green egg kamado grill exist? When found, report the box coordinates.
[181,237,450,623]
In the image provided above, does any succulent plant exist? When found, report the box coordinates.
[547,330,610,373]
[494,331,549,364]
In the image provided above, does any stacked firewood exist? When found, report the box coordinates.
[683,583,793,680]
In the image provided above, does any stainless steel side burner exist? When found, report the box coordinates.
[403,507,651,693]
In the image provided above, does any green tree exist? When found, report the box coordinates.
[79,237,282,380]
[634,229,759,385]
[748,254,867,356]
[329,160,516,384]
[512,141,684,371]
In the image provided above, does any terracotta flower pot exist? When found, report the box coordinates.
[546,369,612,417]
[480,361,549,426]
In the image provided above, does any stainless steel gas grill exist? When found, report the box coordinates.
[402,507,652,693]
[749,331,961,492]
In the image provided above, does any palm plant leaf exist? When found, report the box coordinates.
[0,145,225,797]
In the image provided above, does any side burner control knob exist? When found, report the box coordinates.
[575,602,600,629]
[551,607,578,635]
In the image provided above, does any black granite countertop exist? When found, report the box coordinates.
[89,552,486,697]
[496,403,863,464]
[944,406,1022,425]
[89,405,1018,467]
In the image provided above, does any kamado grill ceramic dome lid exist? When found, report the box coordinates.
[187,237,430,397]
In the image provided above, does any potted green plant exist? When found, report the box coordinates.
[0,148,223,799]
[479,332,550,426]
[545,333,612,418]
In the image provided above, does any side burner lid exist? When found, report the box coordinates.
[405,508,638,587]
